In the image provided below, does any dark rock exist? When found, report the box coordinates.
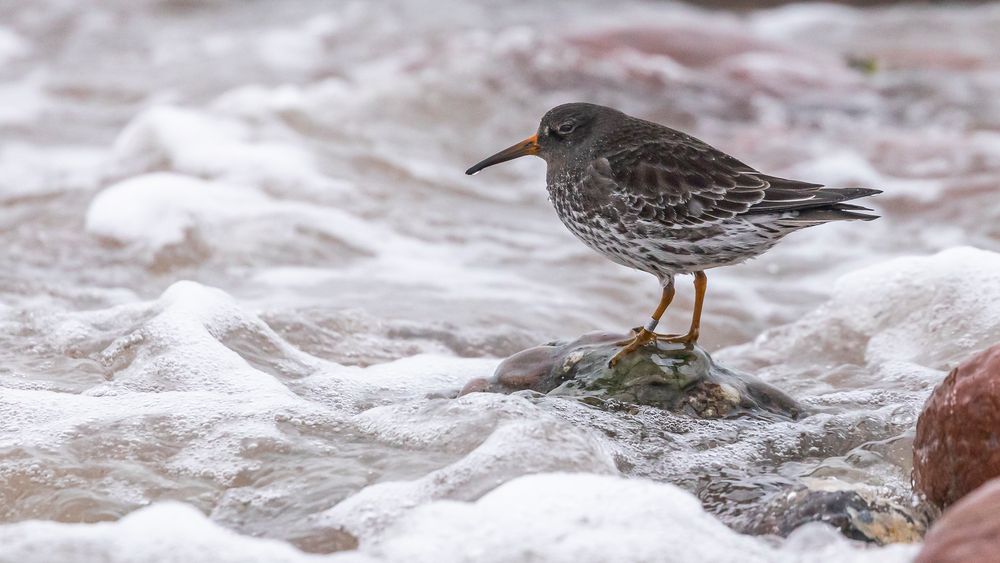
[745,481,925,545]
[461,331,802,419]
[916,478,1000,563]
[913,343,1000,509]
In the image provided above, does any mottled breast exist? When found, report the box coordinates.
[544,159,786,279]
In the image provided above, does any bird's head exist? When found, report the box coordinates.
[465,103,621,175]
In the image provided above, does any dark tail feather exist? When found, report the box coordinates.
[824,187,883,200]
[752,186,882,213]
[772,187,881,224]
[788,206,880,223]
[830,203,874,212]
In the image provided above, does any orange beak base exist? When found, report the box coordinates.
[465,134,539,175]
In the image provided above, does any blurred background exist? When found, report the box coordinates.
[3,0,999,357]
[1,0,999,560]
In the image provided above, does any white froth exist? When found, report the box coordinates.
[0,144,105,198]
[325,400,619,538]
[0,71,45,127]
[109,105,347,196]
[85,172,376,256]
[723,247,1000,375]
[0,502,365,563]
[366,473,918,563]
[0,480,918,563]
[86,173,269,249]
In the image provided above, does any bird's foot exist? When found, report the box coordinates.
[617,327,677,341]
[616,326,644,344]
[617,327,689,342]
[609,328,657,367]
[654,331,699,347]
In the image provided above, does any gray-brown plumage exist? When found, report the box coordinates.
[466,103,880,365]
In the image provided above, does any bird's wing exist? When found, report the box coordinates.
[590,137,828,228]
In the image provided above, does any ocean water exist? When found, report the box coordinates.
[2,0,1000,561]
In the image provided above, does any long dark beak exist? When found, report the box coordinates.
[465,134,539,175]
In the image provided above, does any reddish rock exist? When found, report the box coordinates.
[916,478,1000,563]
[458,332,622,397]
[913,343,1000,509]
[458,340,565,396]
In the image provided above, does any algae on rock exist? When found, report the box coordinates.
[462,331,802,420]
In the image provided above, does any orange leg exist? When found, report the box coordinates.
[608,283,675,367]
[658,271,706,346]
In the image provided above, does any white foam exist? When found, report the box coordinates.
[0,502,370,563]
[0,279,500,487]
[720,247,1000,376]
[85,172,377,256]
[300,354,497,408]
[109,105,347,196]
[0,143,105,199]
[323,398,618,538]
[86,173,269,249]
[0,480,918,563]
[0,71,45,127]
[89,280,315,395]
[365,473,918,563]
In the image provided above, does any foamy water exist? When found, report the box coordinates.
[3,0,1000,561]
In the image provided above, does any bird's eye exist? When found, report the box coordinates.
[557,122,576,134]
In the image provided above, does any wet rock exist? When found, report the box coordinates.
[288,526,359,554]
[461,331,802,419]
[745,479,926,545]
[913,343,1000,509]
[916,478,1000,563]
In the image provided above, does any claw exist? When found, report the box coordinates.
[652,333,683,341]
[608,328,656,367]
[655,331,699,347]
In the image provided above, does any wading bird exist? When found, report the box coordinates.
[467,103,879,366]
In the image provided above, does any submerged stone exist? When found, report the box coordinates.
[461,331,802,419]
[743,479,927,545]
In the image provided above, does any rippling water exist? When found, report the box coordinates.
[2,0,1000,561]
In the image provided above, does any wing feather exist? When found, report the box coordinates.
[588,137,768,228]
[582,127,876,228]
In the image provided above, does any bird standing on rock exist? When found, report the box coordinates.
[466,103,880,367]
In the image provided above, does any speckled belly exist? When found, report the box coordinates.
[555,210,787,280]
